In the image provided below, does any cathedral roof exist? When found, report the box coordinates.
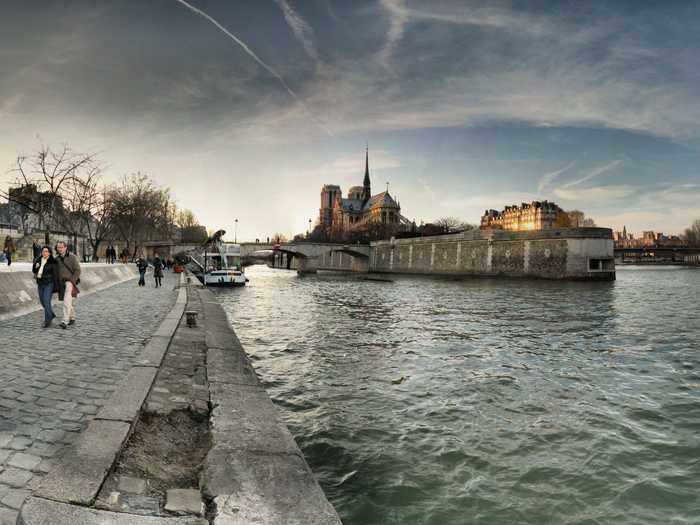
[363,191,399,210]
[341,198,365,212]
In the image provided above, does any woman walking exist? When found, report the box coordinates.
[32,245,57,327]
[3,236,15,266]
[153,253,163,288]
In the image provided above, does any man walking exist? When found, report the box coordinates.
[55,240,81,329]
[136,255,148,286]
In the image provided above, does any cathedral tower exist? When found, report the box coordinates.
[362,146,371,203]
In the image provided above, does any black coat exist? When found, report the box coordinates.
[32,255,58,289]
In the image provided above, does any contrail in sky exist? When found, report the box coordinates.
[273,0,320,63]
[173,0,332,135]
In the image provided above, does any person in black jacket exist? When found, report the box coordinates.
[136,256,148,286]
[153,253,163,288]
[32,245,58,328]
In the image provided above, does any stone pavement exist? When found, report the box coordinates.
[0,272,178,525]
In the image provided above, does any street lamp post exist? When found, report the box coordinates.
[308,219,312,239]
[234,218,238,243]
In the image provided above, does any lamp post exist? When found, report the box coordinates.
[308,219,312,239]
[234,218,238,243]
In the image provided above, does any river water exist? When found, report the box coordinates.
[212,265,700,525]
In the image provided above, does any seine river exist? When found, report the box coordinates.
[213,265,700,525]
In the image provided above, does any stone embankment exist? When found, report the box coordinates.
[17,274,342,524]
[314,227,616,280]
[0,263,139,320]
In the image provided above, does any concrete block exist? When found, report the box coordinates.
[207,347,259,386]
[19,496,209,525]
[117,476,147,494]
[153,317,180,338]
[136,336,171,367]
[203,314,241,352]
[35,420,131,505]
[96,367,157,422]
[106,493,160,515]
[165,489,203,516]
[202,449,341,525]
[208,382,299,455]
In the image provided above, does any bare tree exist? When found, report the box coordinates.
[176,209,199,229]
[434,216,477,233]
[270,233,288,244]
[566,210,596,228]
[684,219,700,246]
[1,144,98,244]
[110,173,173,257]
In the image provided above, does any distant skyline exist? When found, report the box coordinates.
[1,0,698,239]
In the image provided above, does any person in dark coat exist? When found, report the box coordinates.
[136,256,148,286]
[153,253,164,288]
[32,245,58,328]
[3,236,15,266]
[32,241,41,260]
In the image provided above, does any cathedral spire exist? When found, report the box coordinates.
[362,144,371,202]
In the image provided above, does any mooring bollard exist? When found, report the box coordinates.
[185,310,198,327]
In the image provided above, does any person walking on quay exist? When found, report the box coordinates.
[153,253,164,288]
[32,240,41,260]
[32,245,58,328]
[3,236,15,266]
[55,240,81,329]
[136,255,148,286]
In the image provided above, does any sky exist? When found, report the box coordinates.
[1,0,699,239]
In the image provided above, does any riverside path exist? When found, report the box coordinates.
[0,272,178,525]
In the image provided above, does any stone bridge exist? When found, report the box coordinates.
[269,242,371,273]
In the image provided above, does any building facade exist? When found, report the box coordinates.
[480,200,567,231]
[613,227,685,248]
[319,149,405,237]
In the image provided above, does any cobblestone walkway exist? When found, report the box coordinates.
[0,272,178,524]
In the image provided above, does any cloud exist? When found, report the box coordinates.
[553,184,635,202]
[273,0,320,64]
[538,160,575,192]
[305,149,401,183]
[560,160,622,188]
[172,0,332,136]
[377,0,410,69]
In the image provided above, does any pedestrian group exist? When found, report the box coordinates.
[31,240,81,329]
[28,242,172,329]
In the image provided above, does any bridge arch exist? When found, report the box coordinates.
[270,243,371,274]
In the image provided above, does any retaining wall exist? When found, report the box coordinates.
[318,228,615,280]
[0,264,139,320]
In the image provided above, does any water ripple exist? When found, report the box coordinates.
[214,265,700,525]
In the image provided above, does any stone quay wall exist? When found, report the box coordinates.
[318,228,615,280]
[0,264,139,320]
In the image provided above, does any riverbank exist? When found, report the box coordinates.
[15,273,341,524]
